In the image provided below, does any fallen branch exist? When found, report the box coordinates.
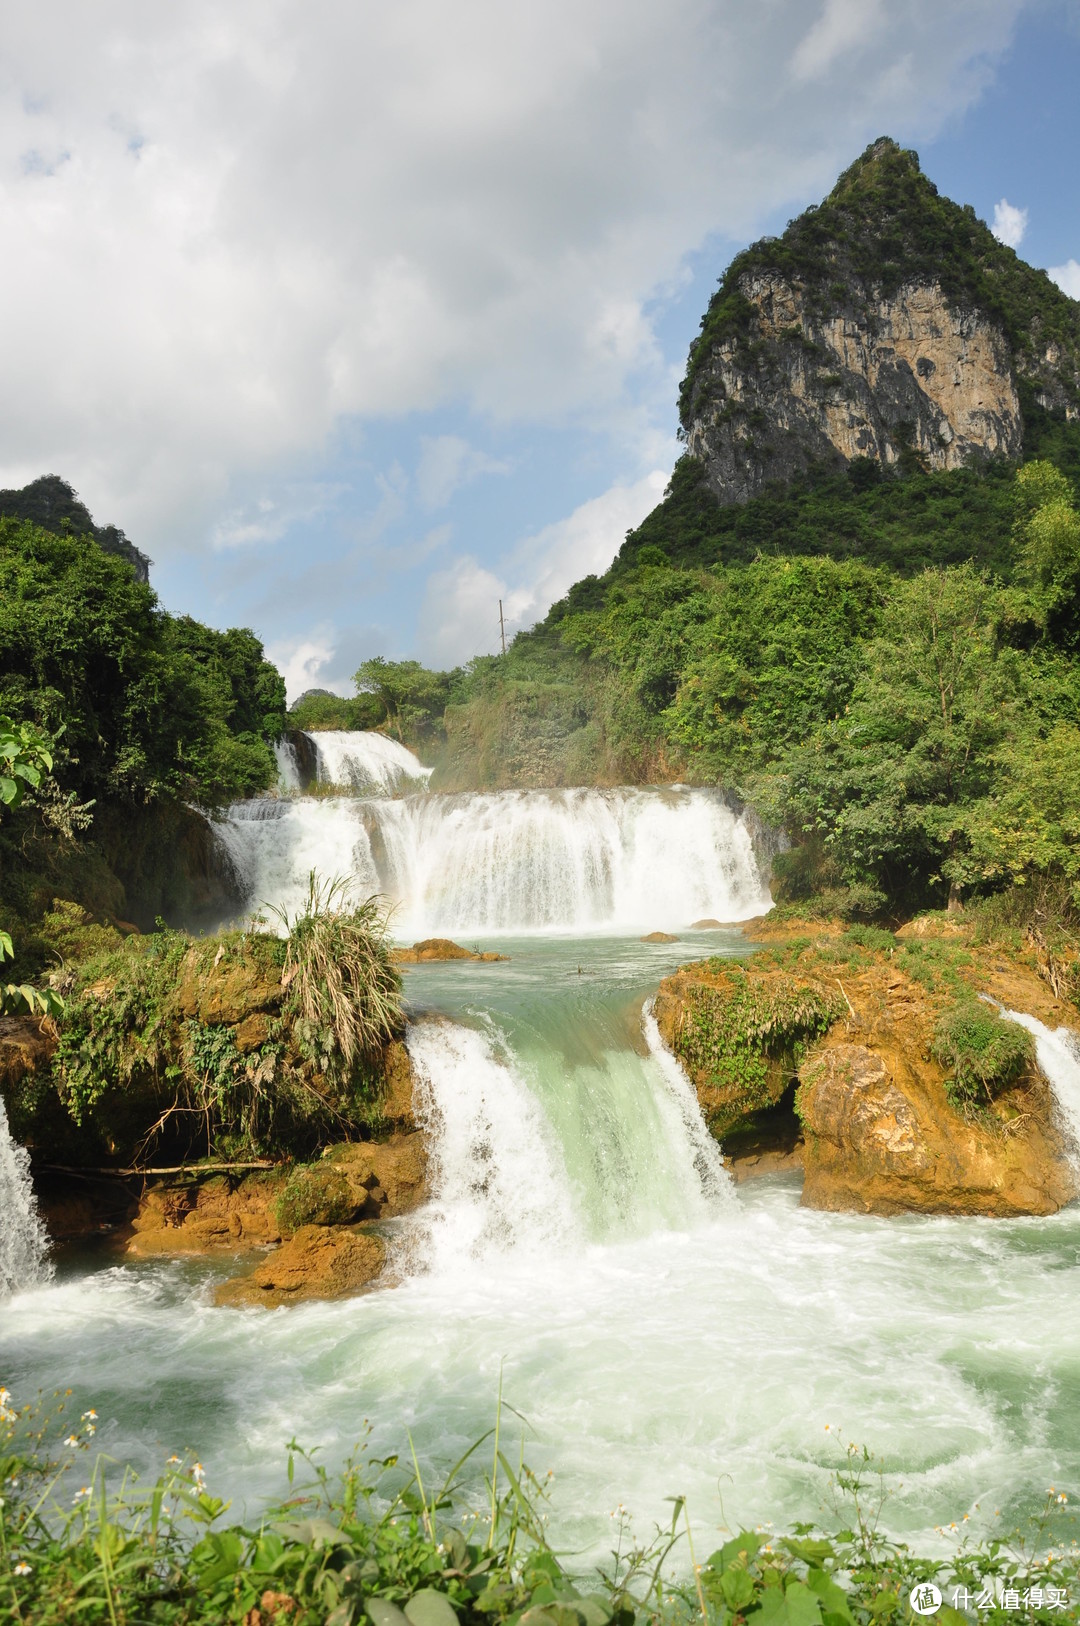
[40,1159,278,1178]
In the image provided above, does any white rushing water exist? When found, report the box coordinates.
[217,785,770,934]
[994,1004,1080,1167]
[0,1095,51,1298]
[310,731,432,796]
[273,738,303,792]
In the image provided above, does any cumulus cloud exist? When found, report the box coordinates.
[992,198,1028,248]
[417,467,670,666]
[0,0,1026,557]
[1050,259,1080,299]
[265,632,340,701]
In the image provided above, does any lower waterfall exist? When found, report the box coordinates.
[0,1095,51,1298]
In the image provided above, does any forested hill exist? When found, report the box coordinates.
[0,474,152,583]
[296,138,1080,928]
[678,136,1080,509]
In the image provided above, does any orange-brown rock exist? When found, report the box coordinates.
[175,948,282,1026]
[122,1171,288,1256]
[641,931,679,943]
[392,938,508,963]
[380,1038,419,1129]
[213,1224,385,1308]
[324,1132,428,1217]
[0,1014,57,1091]
[655,918,1080,1217]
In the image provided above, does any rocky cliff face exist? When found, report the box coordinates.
[681,140,1080,505]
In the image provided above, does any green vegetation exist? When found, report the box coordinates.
[270,873,403,1093]
[3,1387,1077,1626]
[931,1000,1035,1111]
[274,1163,358,1236]
[0,509,285,944]
[289,691,384,733]
[10,880,404,1166]
[674,966,844,1122]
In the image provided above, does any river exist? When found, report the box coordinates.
[2,733,1079,1565]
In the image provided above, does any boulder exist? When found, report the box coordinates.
[798,1038,1075,1218]
[641,931,679,943]
[123,1171,287,1255]
[214,1224,386,1308]
[392,939,508,963]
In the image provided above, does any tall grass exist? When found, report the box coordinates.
[270,873,403,1089]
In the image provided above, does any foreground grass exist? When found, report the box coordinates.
[1,1390,1078,1625]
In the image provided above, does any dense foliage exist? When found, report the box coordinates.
[10,883,403,1166]
[0,519,285,809]
[2,1388,1077,1625]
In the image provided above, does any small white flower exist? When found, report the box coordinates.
[14,1562,32,1577]
[64,1435,79,1448]
[73,1486,91,1503]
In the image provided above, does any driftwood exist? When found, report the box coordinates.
[40,1160,277,1179]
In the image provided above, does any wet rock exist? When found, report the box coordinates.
[122,1171,287,1255]
[798,1040,1075,1217]
[392,938,508,963]
[325,1132,428,1217]
[641,931,679,943]
[690,919,723,929]
[214,1224,386,1308]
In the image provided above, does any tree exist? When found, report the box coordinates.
[353,658,452,742]
[769,565,1018,904]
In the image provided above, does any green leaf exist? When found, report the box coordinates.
[753,1580,823,1626]
[805,1569,853,1623]
[367,1600,412,1626]
[718,1565,756,1611]
[405,1591,459,1626]
[709,1530,762,1572]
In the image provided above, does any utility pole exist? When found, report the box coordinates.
[498,598,506,655]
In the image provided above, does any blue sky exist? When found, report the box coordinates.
[0,0,1077,696]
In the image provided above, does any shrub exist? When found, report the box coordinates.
[931,1000,1033,1108]
[843,924,897,955]
[676,967,845,1114]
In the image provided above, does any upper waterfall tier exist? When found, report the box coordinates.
[311,731,432,795]
[218,785,771,934]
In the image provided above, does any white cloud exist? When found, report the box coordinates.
[1049,258,1080,299]
[266,633,341,702]
[417,467,671,666]
[791,0,886,83]
[211,482,345,549]
[0,0,1026,558]
[414,436,510,510]
[992,197,1028,248]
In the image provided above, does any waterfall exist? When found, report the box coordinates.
[309,731,432,796]
[274,738,302,792]
[993,1005,1080,1169]
[403,1006,731,1271]
[0,1095,51,1297]
[217,785,770,934]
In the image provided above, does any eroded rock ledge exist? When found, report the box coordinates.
[654,915,1078,1217]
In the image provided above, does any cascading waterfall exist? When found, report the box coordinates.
[310,731,432,795]
[0,1096,51,1297]
[994,1004,1080,1166]
[218,784,770,934]
[274,738,302,792]
[403,1004,732,1273]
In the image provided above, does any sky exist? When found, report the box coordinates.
[0,0,1078,698]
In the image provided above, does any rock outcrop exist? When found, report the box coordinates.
[654,917,1078,1215]
[391,938,508,963]
[214,1224,386,1308]
[680,139,1080,506]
